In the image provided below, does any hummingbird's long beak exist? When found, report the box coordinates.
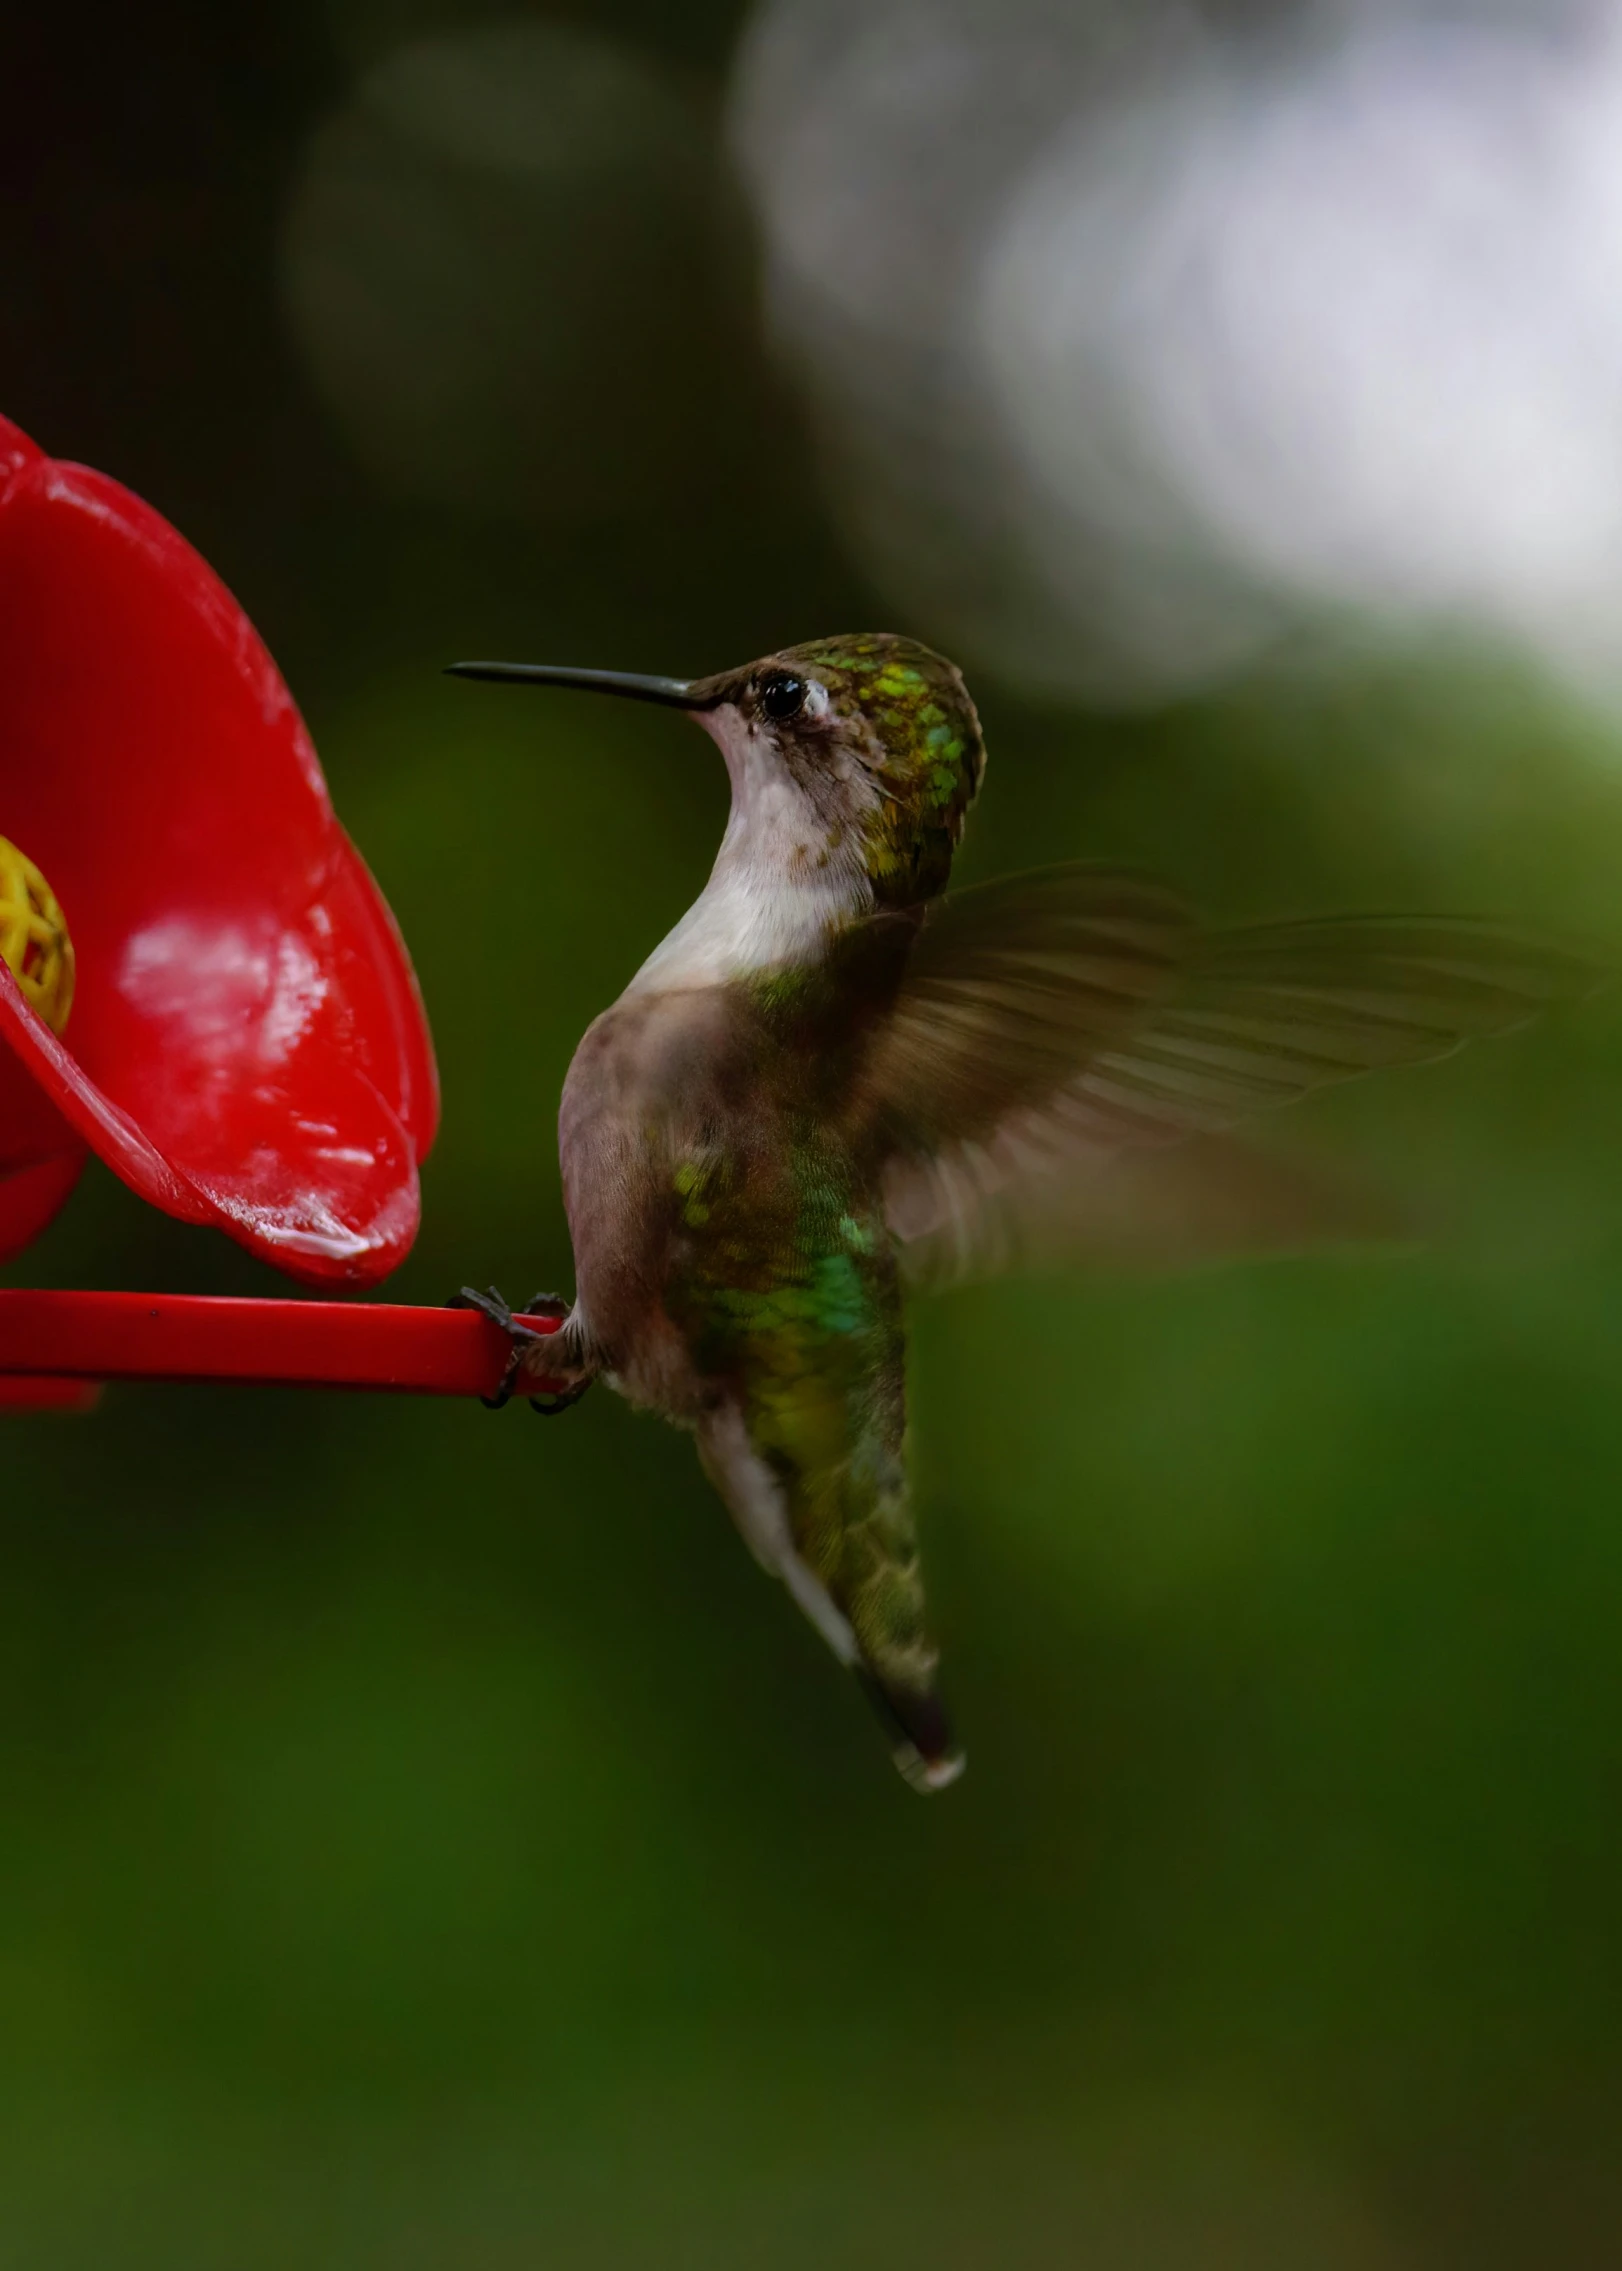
[444,661,715,709]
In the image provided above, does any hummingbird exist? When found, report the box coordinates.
[447,633,1601,1791]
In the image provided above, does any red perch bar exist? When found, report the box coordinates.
[0,1291,562,1399]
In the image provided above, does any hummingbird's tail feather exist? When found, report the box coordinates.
[696,1395,963,1790]
[858,1668,965,1793]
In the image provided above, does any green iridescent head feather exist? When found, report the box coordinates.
[775,634,985,906]
[681,632,987,910]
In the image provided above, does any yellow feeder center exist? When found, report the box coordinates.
[0,838,74,1037]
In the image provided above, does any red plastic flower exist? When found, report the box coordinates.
[0,413,438,1285]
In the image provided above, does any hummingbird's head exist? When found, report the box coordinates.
[447,633,984,916]
[685,633,986,909]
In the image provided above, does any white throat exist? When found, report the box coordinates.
[626,705,869,992]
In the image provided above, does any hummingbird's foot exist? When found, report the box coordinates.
[510,1293,595,1417]
[526,1376,592,1417]
[447,1285,586,1411]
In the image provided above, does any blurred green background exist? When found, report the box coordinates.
[6,2,1622,2264]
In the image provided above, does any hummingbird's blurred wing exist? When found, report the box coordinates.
[849,863,1197,1138]
[887,1133,1406,1291]
[855,867,1605,1289]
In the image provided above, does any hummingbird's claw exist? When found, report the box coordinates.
[519,1291,594,1413]
[447,1285,591,1412]
[448,1283,541,1408]
[448,1284,516,1330]
[506,1291,592,1414]
[518,1290,570,1322]
[529,1378,592,1417]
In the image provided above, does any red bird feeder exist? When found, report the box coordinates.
[0,411,552,1407]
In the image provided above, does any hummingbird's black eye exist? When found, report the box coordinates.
[759,671,806,721]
